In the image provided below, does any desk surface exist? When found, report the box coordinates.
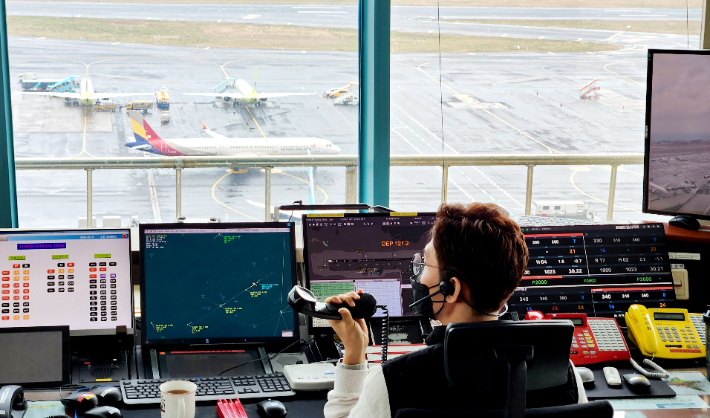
[23,368,710,418]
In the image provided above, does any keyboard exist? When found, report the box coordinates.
[120,373,295,405]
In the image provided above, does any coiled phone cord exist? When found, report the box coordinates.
[629,356,669,379]
[378,305,390,364]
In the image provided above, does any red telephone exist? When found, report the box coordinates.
[543,312,630,366]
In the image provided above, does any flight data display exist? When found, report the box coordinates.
[0,230,132,334]
[141,224,297,345]
[511,223,674,326]
[302,213,435,330]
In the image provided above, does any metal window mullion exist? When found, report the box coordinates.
[358,0,390,207]
[0,0,17,228]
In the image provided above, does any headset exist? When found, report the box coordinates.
[411,270,507,318]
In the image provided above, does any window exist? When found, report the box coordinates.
[389,0,701,222]
[9,3,358,226]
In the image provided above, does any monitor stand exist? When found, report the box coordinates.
[148,347,272,379]
[669,215,701,231]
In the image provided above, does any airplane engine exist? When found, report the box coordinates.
[223,97,231,102]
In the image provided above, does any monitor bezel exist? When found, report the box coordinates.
[139,222,300,347]
[301,212,435,335]
[643,48,710,220]
[0,228,133,336]
[0,325,70,388]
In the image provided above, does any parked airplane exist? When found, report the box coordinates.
[126,111,340,156]
[23,77,153,106]
[184,69,314,106]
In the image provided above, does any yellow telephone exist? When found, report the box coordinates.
[626,304,706,360]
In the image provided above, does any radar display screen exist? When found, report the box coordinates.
[512,223,674,326]
[140,223,298,346]
[302,213,435,331]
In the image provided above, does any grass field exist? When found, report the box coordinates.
[7,16,622,53]
[446,19,702,35]
[7,0,703,7]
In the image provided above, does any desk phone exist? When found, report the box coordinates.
[545,313,630,365]
[625,305,706,360]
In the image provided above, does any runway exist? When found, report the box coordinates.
[8,2,701,48]
[7,4,685,227]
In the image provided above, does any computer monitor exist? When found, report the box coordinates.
[140,223,298,346]
[510,223,674,326]
[302,212,435,333]
[644,49,710,220]
[0,229,132,336]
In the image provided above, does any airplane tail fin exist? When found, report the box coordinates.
[252,67,258,96]
[201,120,208,130]
[127,110,170,154]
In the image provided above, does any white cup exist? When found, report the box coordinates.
[159,380,197,418]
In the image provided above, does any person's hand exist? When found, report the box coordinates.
[326,289,369,365]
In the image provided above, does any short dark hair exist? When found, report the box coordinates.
[431,202,529,313]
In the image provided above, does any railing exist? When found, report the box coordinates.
[14,154,644,224]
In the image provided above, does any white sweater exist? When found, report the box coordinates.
[323,361,588,418]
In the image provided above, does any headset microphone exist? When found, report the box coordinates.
[287,285,378,320]
[409,288,444,308]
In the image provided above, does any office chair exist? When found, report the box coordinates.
[395,321,614,418]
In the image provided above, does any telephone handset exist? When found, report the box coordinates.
[626,305,658,355]
[0,385,27,418]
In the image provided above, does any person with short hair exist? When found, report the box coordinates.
[323,202,587,418]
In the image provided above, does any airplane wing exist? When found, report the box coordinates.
[255,92,316,99]
[200,121,227,140]
[184,93,247,99]
[22,92,81,99]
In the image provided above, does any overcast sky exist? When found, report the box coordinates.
[651,53,710,137]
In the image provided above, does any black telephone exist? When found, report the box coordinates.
[0,385,27,418]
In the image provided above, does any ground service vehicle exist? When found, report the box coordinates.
[126,100,153,112]
[93,99,119,112]
[533,200,595,221]
[157,86,170,109]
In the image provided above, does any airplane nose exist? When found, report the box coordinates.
[332,145,341,154]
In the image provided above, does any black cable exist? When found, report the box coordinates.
[377,305,390,364]
[217,339,311,376]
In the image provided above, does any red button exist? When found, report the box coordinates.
[1,296,7,300]
[1,271,8,275]
[90,274,97,278]
[47,269,54,274]
[13,283,19,288]
[22,283,29,288]
[12,290,19,294]
[1,290,8,294]
[1,316,8,320]
[13,296,18,300]
[100,268,106,271]
[1,277,8,281]
[12,264,19,268]
[89,268,97,272]
[68,263,74,267]
[1,284,7,288]
[22,290,28,294]
[23,296,29,300]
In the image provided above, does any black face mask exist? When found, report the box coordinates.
[410,282,446,319]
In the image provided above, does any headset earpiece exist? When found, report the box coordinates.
[439,272,455,296]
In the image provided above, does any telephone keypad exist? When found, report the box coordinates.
[588,319,627,352]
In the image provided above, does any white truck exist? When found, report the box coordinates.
[533,200,596,221]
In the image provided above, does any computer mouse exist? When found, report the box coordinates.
[575,367,595,386]
[84,406,122,418]
[623,374,651,392]
[61,392,100,413]
[256,399,288,418]
[90,387,122,407]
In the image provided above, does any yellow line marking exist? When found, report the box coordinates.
[244,106,267,138]
[413,64,561,155]
[277,172,329,204]
[570,168,640,213]
[603,62,642,86]
[71,107,95,158]
[211,172,261,221]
